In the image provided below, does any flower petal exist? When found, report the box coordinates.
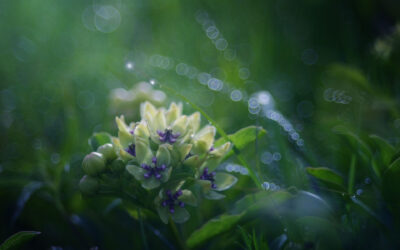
[165,102,182,125]
[161,167,172,182]
[135,137,153,164]
[134,121,150,139]
[142,177,160,190]
[214,172,237,191]
[204,190,225,200]
[171,115,189,137]
[157,206,169,224]
[126,165,146,181]
[183,155,200,168]
[188,112,201,133]
[140,102,157,120]
[156,144,171,166]
[176,143,192,162]
[171,207,190,223]
[179,190,197,206]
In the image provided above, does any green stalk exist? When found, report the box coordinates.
[348,155,356,194]
[169,218,187,250]
[138,208,149,250]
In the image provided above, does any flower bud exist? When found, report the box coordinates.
[97,143,117,162]
[110,158,125,173]
[79,175,99,195]
[82,152,106,176]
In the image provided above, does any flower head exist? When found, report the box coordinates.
[161,189,185,214]
[200,167,217,189]
[82,100,238,224]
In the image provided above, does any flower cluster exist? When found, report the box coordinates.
[79,101,237,223]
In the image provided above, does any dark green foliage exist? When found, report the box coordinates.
[0,231,41,250]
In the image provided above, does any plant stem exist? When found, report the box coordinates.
[169,218,187,250]
[138,208,149,250]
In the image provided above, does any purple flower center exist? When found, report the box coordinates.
[157,129,180,144]
[141,157,167,180]
[161,189,184,213]
[200,167,217,189]
[125,144,136,156]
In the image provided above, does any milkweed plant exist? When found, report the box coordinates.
[79,102,237,224]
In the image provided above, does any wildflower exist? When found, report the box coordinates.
[155,189,197,224]
[161,189,185,213]
[125,144,136,156]
[157,129,180,144]
[81,100,239,224]
[126,145,172,190]
[113,115,136,161]
[141,102,191,145]
[199,167,217,189]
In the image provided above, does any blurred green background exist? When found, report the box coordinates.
[1,0,400,249]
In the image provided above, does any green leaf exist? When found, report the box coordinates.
[88,132,112,151]
[186,213,244,248]
[333,127,374,168]
[214,172,238,191]
[326,64,372,92]
[214,126,266,159]
[306,167,345,190]
[0,231,41,250]
[383,157,400,210]
[369,134,396,166]
[296,216,341,250]
[234,190,293,215]
[12,182,43,224]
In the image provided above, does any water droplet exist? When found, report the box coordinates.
[215,38,228,51]
[176,63,188,75]
[239,67,250,80]
[301,48,318,65]
[224,49,236,61]
[94,5,121,33]
[356,189,363,196]
[230,89,243,102]
[261,151,273,164]
[364,177,371,185]
[262,182,270,190]
[240,167,249,175]
[207,78,223,91]
[273,152,282,161]
[125,61,134,70]
[51,153,60,164]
